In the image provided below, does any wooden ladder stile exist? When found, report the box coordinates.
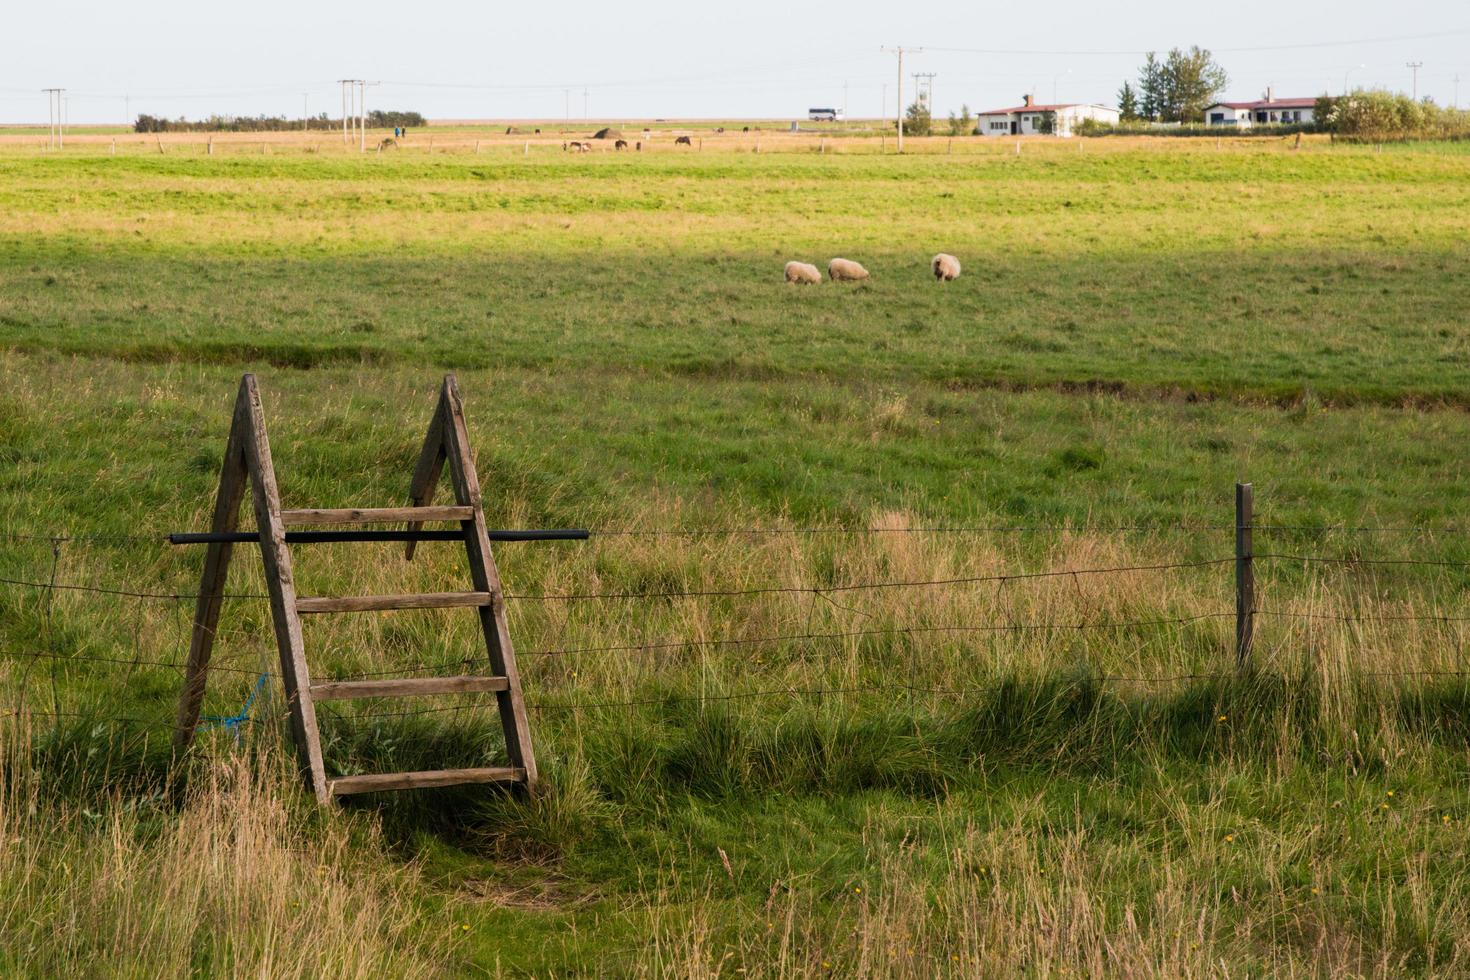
[173,374,538,803]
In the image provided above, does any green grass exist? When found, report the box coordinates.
[2,139,1470,975]
[2,149,1468,403]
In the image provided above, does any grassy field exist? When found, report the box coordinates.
[2,137,1470,976]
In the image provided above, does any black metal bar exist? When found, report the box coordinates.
[169,529,589,546]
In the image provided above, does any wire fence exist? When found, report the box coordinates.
[3,512,1469,740]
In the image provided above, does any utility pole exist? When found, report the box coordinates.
[882,46,922,152]
[1455,74,1461,110]
[42,88,64,149]
[124,93,130,128]
[338,80,352,143]
[1407,61,1423,101]
[583,86,589,120]
[564,88,570,122]
[303,93,309,130]
[359,81,370,152]
[912,72,935,116]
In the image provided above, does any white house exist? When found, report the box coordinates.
[1204,92,1317,128]
[974,95,1120,137]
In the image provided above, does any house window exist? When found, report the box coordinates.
[1210,112,1224,124]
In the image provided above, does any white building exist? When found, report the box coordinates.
[1204,93,1317,128]
[974,95,1120,137]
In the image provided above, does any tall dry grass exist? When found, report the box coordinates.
[0,718,452,977]
[629,810,1470,978]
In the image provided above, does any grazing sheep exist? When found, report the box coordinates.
[615,139,628,150]
[674,135,693,146]
[827,258,869,282]
[784,261,821,285]
[931,253,961,281]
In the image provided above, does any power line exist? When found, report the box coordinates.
[923,27,1470,58]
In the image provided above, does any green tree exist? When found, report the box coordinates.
[1117,81,1140,121]
[1161,47,1229,123]
[947,103,974,136]
[904,99,932,136]
[1138,53,1164,121]
[1135,47,1227,123]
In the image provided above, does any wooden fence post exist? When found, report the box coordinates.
[1235,482,1255,669]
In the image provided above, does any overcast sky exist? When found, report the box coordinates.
[3,0,1467,124]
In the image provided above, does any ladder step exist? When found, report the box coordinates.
[296,591,494,614]
[310,675,509,701]
[329,766,527,796]
[281,505,474,526]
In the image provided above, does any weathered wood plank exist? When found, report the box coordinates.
[439,374,540,790]
[329,766,526,796]
[240,374,331,804]
[173,388,250,752]
[403,398,448,560]
[295,591,493,614]
[281,505,472,526]
[1236,482,1255,669]
[309,675,509,700]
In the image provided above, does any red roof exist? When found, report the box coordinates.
[977,103,1090,115]
[1208,97,1318,111]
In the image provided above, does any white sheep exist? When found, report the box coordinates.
[827,258,869,282]
[932,253,961,281]
[784,261,821,285]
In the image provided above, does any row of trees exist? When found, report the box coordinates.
[133,110,425,133]
[1118,47,1229,124]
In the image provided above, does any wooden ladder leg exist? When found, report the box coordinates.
[238,375,331,804]
[402,393,447,562]
[437,375,539,790]
[173,399,250,753]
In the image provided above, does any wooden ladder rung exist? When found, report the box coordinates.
[281,505,474,526]
[329,766,527,796]
[310,675,509,701]
[296,591,494,614]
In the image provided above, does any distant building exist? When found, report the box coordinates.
[808,108,844,122]
[1204,92,1317,127]
[974,95,1119,137]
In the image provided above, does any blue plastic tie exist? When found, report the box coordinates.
[201,672,268,743]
